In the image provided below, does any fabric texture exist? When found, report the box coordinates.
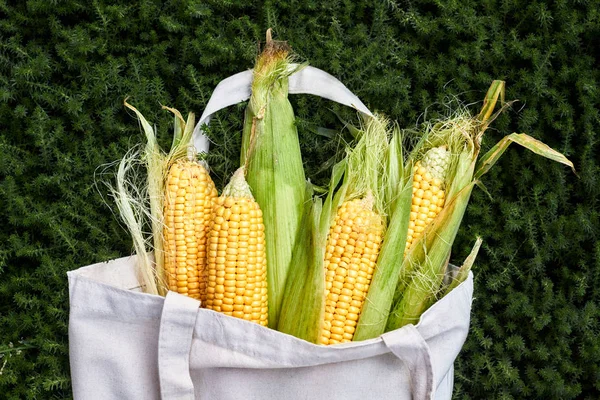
[68,255,472,400]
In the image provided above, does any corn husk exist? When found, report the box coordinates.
[109,148,161,296]
[278,115,390,343]
[353,127,412,341]
[116,103,208,296]
[444,237,482,295]
[120,102,169,296]
[240,30,306,328]
[277,164,343,342]
[385,80,574,331]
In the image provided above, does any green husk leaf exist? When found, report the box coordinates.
[383,125,404,215]
[163,105,186,151]
[386,181,475,330]
[474,133,576,179]
[444,237,482,295]
[277,185,325,343]
[240,31,307,328]
[353,162,412,341]
[316,127,338,138]
[331,109,362,139]
[477,80,505,127]
[321,158,348,233]
[278,159,346,343]
[124,101,167,296]
[163,106,196,162]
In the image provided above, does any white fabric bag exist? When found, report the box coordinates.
[68,67,474,400]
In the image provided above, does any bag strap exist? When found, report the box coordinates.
[158,291,200,400]
[158,293,434,399]
[381,325,435,400]
[191,65,374,153]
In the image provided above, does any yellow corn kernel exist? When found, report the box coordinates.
[205,168,268,326]
[320,194,384,345]
[404,146,450,255]
[164,159,217,301]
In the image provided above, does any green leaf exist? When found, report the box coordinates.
[444,237,483,295]
[277,185,325,343]
[475,133,576,179]
[477,80,505,124]
[354,166,412,341]
[316,127,338,138]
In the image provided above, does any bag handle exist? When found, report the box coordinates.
[158,293,434,400]
[191,65,374,153]
[158,292,200,400]
[381,325,435,400]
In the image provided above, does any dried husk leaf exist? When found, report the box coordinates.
[475,132,576,179]
[123,101,168,296]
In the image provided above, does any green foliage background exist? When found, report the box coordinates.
[1,0,598,398]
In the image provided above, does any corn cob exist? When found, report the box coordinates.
[163,156,218,301]
[405,146,451,255]
[320,193,384,345]
[205,168,268,326]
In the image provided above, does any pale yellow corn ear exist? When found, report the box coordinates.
[405,146,451,255]
[320,193,384,345]
[163,157,217,301]
[205,168,268,326]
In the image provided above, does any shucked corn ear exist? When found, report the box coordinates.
[205,168,268,325]
[240,30,306,328]
[320,193,384,344]
[405,146,450,255]
[163,154,217,301]
[159,107,218,301]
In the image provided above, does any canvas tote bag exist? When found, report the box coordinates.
[68,67,474,400]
